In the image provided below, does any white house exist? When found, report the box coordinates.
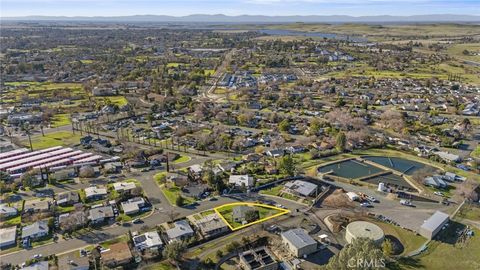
[229,175,255,187]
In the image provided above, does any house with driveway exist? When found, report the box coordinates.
[22,220,49,241]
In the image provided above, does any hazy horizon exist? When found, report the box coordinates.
[2,0,479,18]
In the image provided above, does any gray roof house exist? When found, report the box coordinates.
[0,226,17,248]
[191,212,229,239]
[21,261,49,270]
[88,205,114,224]
[229,175,255,187]
[165,220,194,243]
[133,231,163,251]
[0,204,18,217]
[281,228,317,257]
[232,206,257,223]
[120,197,146,215]
[84,186,108,201]
[419,211,449,240]
[284,180,318,197]
[22,220,49,240]
[56,191,80,206]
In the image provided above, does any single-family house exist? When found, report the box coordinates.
[0,204,18,218]
[191,212,229,239]
[56,191,80,206]
[22,220,49,240]
[165,220,194,243]
[0,226,17,248]
[229,175,255,187]
[88,205,114,224]
[84,186,108,201]
[101,242,133,267]
[133,231,163,251]
[121,197,147,215]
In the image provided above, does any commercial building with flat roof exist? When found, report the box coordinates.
[281,228,317,257]
[419,211,449,239]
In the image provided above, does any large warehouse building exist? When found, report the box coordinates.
[419,211,449,240]
[345,221,385,245]
[0,146,102,175]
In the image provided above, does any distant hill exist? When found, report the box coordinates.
[2,14,480,23]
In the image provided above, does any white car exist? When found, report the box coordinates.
[32,254,42,259]
[434,191,444,197]
[360,202,372,208]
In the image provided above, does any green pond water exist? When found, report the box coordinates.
[317,160,383,179]
[363,156,431,175]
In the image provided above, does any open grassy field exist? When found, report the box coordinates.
[172,155,191,164]
[94,96,128,106]
[50,113,71,128]
[372,221,426,256]
[160,184,195,206]
[447,43,480,62]
[23,131,82,149]
[260,23,480,41]
[400,226,480,270]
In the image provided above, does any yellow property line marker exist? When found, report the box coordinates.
[214,202,290,231]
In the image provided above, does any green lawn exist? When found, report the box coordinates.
[50,113,71,128]
[216,204,285,230]
[22,131,82,149]
[172,155,191,164]
[372,221,426,256]
[141,261,176,270]
[100,235,129,248]
[471,146,480,159]
[457,204,480,221]
[160,185,195,206]
[400,226,480,270]
[57,205,75,214]
[259,185,300,202]
[1,215,22,227]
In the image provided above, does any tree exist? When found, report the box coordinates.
[21,171,38,189]
[244,210,259,223]
[0,171,10,182]
[278,119,290,132]
[278,155,296,176]
[325,238,388,270]
[216,250,224,259]
[335,97,346,107]
[175,195,185,206]
[162,241,186,263]
[382,238,394,256]
[336,132,347,152]
[79,165,95,178]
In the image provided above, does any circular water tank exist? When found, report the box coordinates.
[345,221,384,245]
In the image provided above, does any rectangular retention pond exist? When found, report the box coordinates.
[363,156,432,175]
[318,159,384,179]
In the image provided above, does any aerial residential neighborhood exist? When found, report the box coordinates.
[0,1,480,270]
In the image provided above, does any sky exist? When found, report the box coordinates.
[1,0,479,17]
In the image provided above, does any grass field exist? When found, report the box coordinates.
[23,131,82,149]
[400,226,480,270]
[172,155,191,164]
[50,113,71,128]
[94,96,128,106]
[447,43,480,62]
[372,221,426,256]
[160,184,195,206]
[215,203,288,230]
[471,146,480,159]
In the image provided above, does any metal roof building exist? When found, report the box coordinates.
[419,211,449,239]
[281,228,317,257]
